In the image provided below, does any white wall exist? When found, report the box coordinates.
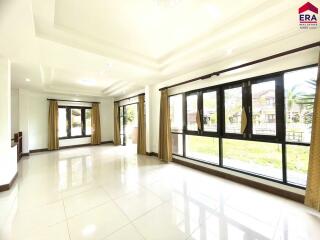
[11,89,19,138]
[12,90,114,152]
[0,58,17,185]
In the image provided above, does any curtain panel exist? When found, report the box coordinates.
[137,95,146,154]
[91,103,101,145]
[158,89,172,162]
[305,53,320,211]
[48,100,59,150]
[113,102,121,145]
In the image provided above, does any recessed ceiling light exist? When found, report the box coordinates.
[80,79,96,86]
[25,78,31,82]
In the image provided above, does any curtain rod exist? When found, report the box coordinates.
[159,41,320,91]
[47,99,100,104]
[114,93,145,103]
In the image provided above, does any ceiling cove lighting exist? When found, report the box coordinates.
[80,79,96,86]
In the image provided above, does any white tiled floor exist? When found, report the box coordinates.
[0,145,320,240]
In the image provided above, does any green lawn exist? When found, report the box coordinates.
[186,136,309,173]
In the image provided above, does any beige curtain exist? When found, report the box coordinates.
[113,102,121,145]
[91,103,101,145]
[158,89,172,162]
[305,54,320,211]
[48,100,59,150]
[241,107,248,134]
[137,95,146,154]
[196,110,202,132]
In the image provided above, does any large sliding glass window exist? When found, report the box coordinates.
[223,139,282,180]
[58,106,92,139]
[186,94,198,131]
[172,133,183,155]
[284,66,317,186]
[186,135,219,164]
[170,94,184,156]
[284,67,317,144]
[169,65,317,188]
[170,95,183,133]
[58,108,68,138]
[203,91,217,132]
[224,86,242,134]
[251,80,277,136]
[71,109,82,137]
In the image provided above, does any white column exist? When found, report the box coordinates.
[0,58,17,186]
[19,89,29,153]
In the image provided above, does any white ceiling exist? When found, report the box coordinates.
[0,0,319,97]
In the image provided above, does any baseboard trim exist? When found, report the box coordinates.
[0,172,18,192]
[172,158,304,203]
[30,141,114,154]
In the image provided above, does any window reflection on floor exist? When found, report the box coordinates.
[173,183,277,240]
[58,155,93,191]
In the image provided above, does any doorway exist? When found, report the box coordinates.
[119,103,138,150]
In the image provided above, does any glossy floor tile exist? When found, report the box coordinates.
[0,145,319,240]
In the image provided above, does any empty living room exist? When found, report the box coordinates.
[0,0,320,239]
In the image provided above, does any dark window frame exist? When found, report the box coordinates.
[58,106,92,140]
[169,63,317,189]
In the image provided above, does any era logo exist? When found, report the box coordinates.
[299,2,318,29]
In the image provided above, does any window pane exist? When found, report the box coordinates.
[120,116,124,134]
[186,135,219,164]
[284,67,317,143]
[120,134,124,145]
[252,81,276,135]
[187,94,198,131]
[85,109,92,135]
[120,106,124,134]
[172,133,183,155]
[71,109,82,136]
[223,139,282,179]
[58,108,67,138]
[203,91,217,132]
[170,95,183,132]
[224,87,242,134]
[287,145,309,186]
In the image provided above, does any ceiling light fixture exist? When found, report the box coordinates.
[80,79,96,86]
[25,78,31,82]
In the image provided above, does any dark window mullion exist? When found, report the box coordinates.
[217,87,223,167]
[276,75,287,183]
[198,91,203,135]
[67,108,71,138]
[81,108,86,137]
[182,93,187,157]
[245,81,252,139]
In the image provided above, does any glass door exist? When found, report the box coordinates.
[120,104,138,150]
